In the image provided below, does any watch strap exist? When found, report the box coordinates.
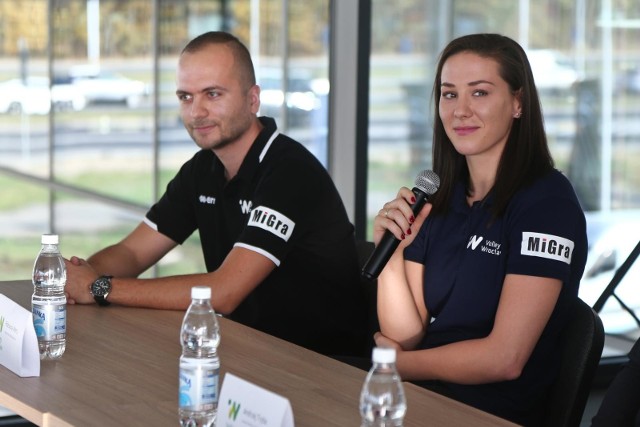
[92,275,113,307]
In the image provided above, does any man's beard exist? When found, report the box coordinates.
[206,134,235,151]
[190,115,251,151]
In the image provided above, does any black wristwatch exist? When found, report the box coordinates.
[91,275,113,306]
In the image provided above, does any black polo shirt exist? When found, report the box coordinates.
[146,117,367,357]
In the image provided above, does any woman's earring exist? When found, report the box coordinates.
[514,111,521,118]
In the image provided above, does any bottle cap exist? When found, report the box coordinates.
[191,286,211,300]
[372,347,396,364]
[41,234,59,245]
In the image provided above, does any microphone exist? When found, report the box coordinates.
[361,170,440,281]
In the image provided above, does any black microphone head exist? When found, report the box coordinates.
[415,170,440,196]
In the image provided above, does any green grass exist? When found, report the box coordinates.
[0,168,202,280]
[0,175,48,210]
[59,171,154,206]
[0,237,41,280]
[0,168,179,211]
[0,225,205,281]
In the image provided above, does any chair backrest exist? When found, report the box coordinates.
[543,297,605,427]
[355,240,379,354]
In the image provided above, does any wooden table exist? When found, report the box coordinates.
[0,280,516,426]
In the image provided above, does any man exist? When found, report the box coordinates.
[65,31,367,358]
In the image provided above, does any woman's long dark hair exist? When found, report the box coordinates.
[429,33,554,218]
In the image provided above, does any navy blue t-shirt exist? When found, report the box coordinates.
[404,169,588,425]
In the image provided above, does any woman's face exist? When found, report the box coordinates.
[438,51,521,165]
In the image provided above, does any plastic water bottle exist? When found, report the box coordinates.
[359,347,407,427]
[31,233,67,360]
[179,286,220,427]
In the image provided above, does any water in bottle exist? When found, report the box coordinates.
[359,347,407,427]
[31,233,67,360]
[179,286,220,427]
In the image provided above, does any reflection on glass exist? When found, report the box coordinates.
[251,1,330,166]
[52,1,155,206]
[580,209,640,341]
[0,1,50,178]
[0,174,49,280]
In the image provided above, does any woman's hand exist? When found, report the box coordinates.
[373,331,403,352]
[373,188,432,351]
[372,187,432,250]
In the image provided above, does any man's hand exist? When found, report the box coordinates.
[64,256,99,305]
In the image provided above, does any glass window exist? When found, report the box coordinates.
[0,0,329,281]
[251,0,330,164]
[0,1,50,177]
[52,0,155,206]
[0,173,49,280]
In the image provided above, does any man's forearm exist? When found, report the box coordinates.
[105,274,203,310]
[88,244,149,278]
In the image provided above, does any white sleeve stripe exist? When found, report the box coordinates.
[142,216,158,231]
[234,242,281,266]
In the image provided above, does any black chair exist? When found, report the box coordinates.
[590,336,640,426]
[0,415,36,426]
[356,240,379,356]
[542,297,605,427]
[332,240,378,370]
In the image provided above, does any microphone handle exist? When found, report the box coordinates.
[361,187,430,281]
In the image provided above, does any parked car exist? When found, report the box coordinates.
[68,65,150,108]
[579,209,640,334]
[0,76,86,115]
[526,49,580,95]
[50,76,88,112]
[257,70,321,127]
[615,66,640,94]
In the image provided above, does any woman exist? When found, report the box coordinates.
[373,33,588,425]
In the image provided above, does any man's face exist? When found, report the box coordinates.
[175,44,260,151]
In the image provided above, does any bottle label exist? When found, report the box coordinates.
[179,362,219,411]
[32,304,66,340]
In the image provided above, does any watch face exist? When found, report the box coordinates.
[92,277,111,297]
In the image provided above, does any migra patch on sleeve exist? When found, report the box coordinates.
[520,231,574,264]
[247,205,295,241]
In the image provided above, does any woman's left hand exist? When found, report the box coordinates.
[373,331,403,352]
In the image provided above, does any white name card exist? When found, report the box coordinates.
[218,373,294,427]
[0,294,40,377]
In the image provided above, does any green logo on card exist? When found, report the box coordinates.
[228,399,241,421]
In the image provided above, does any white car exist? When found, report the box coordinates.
[0,76,86,115]
[527,49,580,94]
[257,70,321,127]
[579,210,640,334]
[615,67,640,94]
[68,65,149,108]
[51,76,89,112]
